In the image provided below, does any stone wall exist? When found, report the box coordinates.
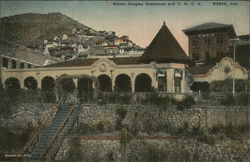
[56,136,250,162]
[0,103,54,128]
[79,104,250,133]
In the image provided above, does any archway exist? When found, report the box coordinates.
[24,77,38,89]
[4,77,20,89]
[98,74,112,92]
[55,74,100,102]
[191,82,210,92]
[115,74,131,92]
[60,78,75,93]
[78,78,93,93]
[135,73,152,92]
[41,76,55,91]
[78,77,93,102]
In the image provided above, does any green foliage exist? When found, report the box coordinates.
[116,107,127,119]
[173,95,195,110]
[0,125,34,160]
[220,93,250,106]
[220,93,235,106]
[96,121,105,132]
[115,118,123,131]
[197,132,216,145]
[66,138,84,161]
[210,79,248,92]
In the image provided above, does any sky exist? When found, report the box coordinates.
[0,1,249,53]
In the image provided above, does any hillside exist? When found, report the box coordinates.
[0,12,91,46]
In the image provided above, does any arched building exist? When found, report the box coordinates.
[0,23,192,93]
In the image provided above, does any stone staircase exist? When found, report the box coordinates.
[30,104,80,161]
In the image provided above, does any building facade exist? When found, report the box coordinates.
[183,22,236,65]
[0,23,192,94]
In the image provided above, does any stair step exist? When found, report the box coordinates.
[30,105,80,160]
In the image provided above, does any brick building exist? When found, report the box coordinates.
[183,22,237,65]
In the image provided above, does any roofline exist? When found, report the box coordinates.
[182,24,237,37]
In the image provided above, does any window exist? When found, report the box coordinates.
[174,77,181,92]
[158,76,166,92]
[216,37,223,45]
[28,64,32,68]
[11,60,17,69]
[204,38,211,46]
[192,39,198,47]
[2,57,8,68]
[20,62,25,69]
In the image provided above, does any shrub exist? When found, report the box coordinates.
[197,132,216,145]
[236,93,250,106]
[174,95,195,110]
[210,79,247,92]
[220,93,235,106]
[120,93,132,105]
[66,138,84,161]
[96,121,105,132]
[115,118,123,130]
[116,107,127,119]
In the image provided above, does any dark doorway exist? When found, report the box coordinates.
[41,76,55,91]
[78,77,93,102]
[191,82,210,92]
[135,73,152,92]
[77,78,93,93]
[60,78,75,93]
[24,77,38,89]
[115,74,131,92]
[4,77,20,89]
[98,74,112,92]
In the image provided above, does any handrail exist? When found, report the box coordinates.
[19,97,63,159]
[52,106,81,159]
[39,104,77,162]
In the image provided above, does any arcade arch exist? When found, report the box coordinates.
[135,73,152,92]
[98,74,112,92]
[115,74,132,92]
[4,77,21,89]
[60,78,75,93]
[41,76,55,91]
[24,77,38,89]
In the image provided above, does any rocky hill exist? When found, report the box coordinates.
[0,12,91,46]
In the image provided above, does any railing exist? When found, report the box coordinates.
[39,104,79,161]
[19,97,63,159]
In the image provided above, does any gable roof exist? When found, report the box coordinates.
[140,22,190,63]
[0,39,61,66]
[183,22,236,38]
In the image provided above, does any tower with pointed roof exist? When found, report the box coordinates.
[141,22,190,63]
